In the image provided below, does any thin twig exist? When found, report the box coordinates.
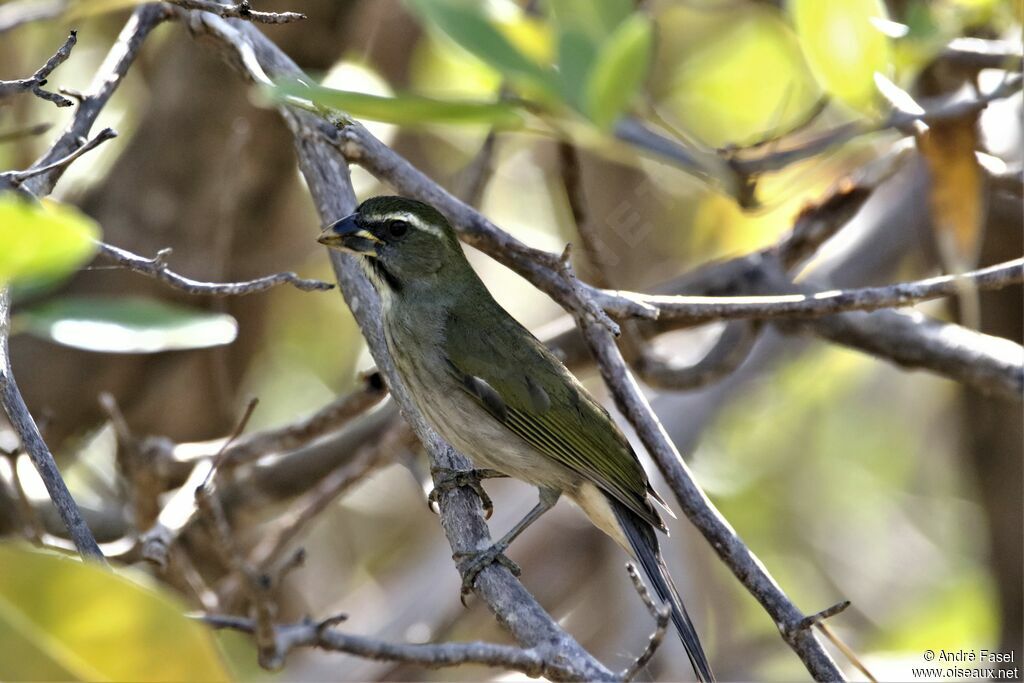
[640,258,1024,323]
[0,290,105,562]
[0,31,77,107]
[200,612,550,675]
[2,128,117,184]
[23,5,169,197]
[168,0,305,24]
[621,563,671,681]
[95,242,334,296]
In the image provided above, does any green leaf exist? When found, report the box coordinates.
[15,297,238,354]
[0,544,231,681]
[584,13,653,129]
[790,0,894,113]
[405,0,558,95]
[0,196,99,286]
[548,0,633,42]
[274,80,524,127]
[556,28,598,110]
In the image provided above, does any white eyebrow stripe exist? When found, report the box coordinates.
[374,210,444,237]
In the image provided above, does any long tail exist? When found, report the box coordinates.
[611,498,715,682]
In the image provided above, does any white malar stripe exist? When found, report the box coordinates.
[375,210,444,238]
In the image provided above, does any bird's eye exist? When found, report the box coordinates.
[385,220,409,239]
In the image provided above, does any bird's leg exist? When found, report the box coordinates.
[428,467,507,519]
[454,487,562,602]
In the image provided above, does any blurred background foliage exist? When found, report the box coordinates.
[0,0,1020,680]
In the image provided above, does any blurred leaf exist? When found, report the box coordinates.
[273,80,524,127]
[661,7,820,147]
[15,297,238,353]
[584,13,653,129]
[790,0,893,113]
[0,545,231,681]
[549,0,633,42]
[405,0,558,96]
[557,28,598,110]
[917,113,984,270]
[0,196,99,286]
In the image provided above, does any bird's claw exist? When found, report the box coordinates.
[427,467,499,519]
[454,543,520,605]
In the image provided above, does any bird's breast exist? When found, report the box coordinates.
[381,307,577,492]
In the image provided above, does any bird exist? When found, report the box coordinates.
[318,195,714,682]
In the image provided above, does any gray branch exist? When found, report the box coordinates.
[578,319,844,680]
[0,30,77,107]
[22,4,169,197]
[201,613,549,676]
[168,0,305,24]
[0,290,104,562]
[645,258,1024,323]
[95,242,335,296]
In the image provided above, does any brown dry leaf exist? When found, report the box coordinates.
[916,110,985,271]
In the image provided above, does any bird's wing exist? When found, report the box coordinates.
[443,307,663,530]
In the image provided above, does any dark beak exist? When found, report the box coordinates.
[318,213,381,255]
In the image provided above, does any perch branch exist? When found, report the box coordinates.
[177,11,616,680]
[201,612,550,676]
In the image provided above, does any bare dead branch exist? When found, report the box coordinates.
[168,0,305,24]
[0,31,76,107]
[0,290,104,562]
[578,319,843,680]
[642,258,1024,324]
[621,563,671,681]
[2,128,116,186]
[801,308,1024,401]
[200,612,550,676]
[95,242,335,296]
[22,5,169,197]
[636,321,762,390]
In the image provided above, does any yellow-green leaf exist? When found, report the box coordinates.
[0,544,231,682]
[274,80,524,128]
[584,13,653,129]
[0,196,99,286]
[405,0,558,96]
[790,0,894,113]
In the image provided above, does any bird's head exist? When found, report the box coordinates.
[318,196,464,291]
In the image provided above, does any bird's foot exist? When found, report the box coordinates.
[428,467,505,520]
[453,543,520,605]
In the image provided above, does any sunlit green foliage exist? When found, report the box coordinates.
[790,0,894,113]
[0,197,99,286]
[0,545,231,681]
